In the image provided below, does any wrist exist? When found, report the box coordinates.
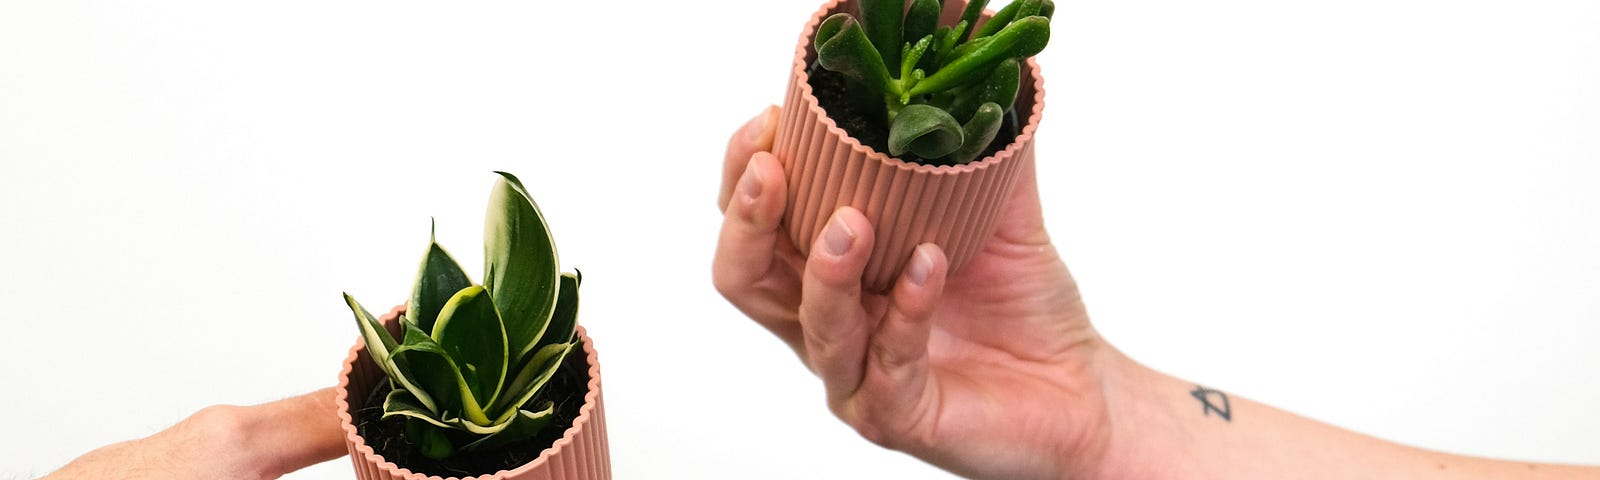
[1082,346,1193,480]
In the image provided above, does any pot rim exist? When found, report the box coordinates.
[790,0,1047,175]
[334,305,604,480]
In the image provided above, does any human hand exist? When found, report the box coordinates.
[714,107,1115,479]
[43,388,346,480]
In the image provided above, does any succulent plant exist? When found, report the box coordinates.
[343,171,580,460]
[815,0,1052,164]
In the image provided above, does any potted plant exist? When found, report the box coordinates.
[776,0,1052,291]
[334,172,610,480]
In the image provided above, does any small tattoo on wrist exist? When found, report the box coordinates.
[1190,385,1232,422]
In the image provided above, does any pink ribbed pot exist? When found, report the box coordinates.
[777,0,1046,292]
[335,305,611,480]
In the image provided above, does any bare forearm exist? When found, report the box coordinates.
[1090,349,1598,480]
[44,388,346,480]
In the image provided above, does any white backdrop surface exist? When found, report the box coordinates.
[2,0,1597,478]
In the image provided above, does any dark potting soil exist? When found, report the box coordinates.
[355,346,592,478]
[807,64,1020,166]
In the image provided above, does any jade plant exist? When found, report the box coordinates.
[815,0,1052,164]
[343,171,580,459]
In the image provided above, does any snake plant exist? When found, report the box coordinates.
[343,171,580,459]
[815,0,1052,164]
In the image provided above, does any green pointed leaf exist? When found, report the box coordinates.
[395,322,462,417]
[462,403,557,452]
[391,333,495,426]
[533,273,581,355]
[948,102,1005,164]
[406,225,471,334]
[900,35,934,86]
[815,13,898,98]
[859,0,903,71]
[431,285,508,410]
[889,104,964,158]
[382,388,453,429]
[911,16,1049,97]
[484,171,561,362]
[345,293,437,412]
[491,342,574,417]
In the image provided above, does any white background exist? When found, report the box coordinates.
[2,0,1597,478]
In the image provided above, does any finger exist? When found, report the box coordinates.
[798,207,876,407]
[720,105,780,211]
[713,152,805,353]
[853,244,948,449]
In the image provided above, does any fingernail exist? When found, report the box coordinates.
[743,107,774,143]
[907,246,933,287]
[823,215,854,257]
[736,160,763,202]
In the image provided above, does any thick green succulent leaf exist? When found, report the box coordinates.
[431,285,509,410]
[382,388,453,429]
[815,13,898,98]
[889,104,964,158]
[491,342,574,418]
[973,0,1050,40]
[957,0,991,43]
[911,16,1049,97]
[406,227,472,334]
[858,0,903,72]
[462,402,557,452]
[1015,0,1046,20]
[345,293,438,412]
[391,333,495,426]
[947,58,1020,120]
[948,102,1005,164]
[484,171,561,362]
[971,0,1023,40]
[903,0,941,62]
[900,36,933,94]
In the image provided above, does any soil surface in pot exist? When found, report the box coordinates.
[356,346,592,478]
[808,64,1019,166]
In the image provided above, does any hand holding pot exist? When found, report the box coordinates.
[715,106,1114,479]
[716,108,1600,480]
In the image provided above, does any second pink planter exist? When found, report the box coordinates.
[775,0,1047,292]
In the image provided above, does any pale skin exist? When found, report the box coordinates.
[714,106,1600,480]
[42,388,346,480]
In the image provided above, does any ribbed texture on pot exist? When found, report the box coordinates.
[336,305,611,480]
[777,0,1046,292]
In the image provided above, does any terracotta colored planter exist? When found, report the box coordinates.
[336,305,611,480]
[776,0,1046,292]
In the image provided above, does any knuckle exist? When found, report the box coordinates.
[869,337,919,373]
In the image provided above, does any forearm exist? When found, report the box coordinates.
[1089,348,1598,480]
[44,388,346,480]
